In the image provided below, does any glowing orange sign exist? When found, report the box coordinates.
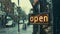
[29,14,49,24]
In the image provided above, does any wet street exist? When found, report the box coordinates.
[0,24,33,34]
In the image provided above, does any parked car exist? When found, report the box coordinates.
[6,16,15,27]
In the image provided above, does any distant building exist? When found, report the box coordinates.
[0,0,18,27]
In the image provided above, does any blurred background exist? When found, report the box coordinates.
[0,0,54,34]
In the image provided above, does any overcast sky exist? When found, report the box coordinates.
[11,0,32,15]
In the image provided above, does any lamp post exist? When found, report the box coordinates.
[17,0,20,33]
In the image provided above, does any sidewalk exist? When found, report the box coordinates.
[0,24,33,34]
[19,25,33,34]
[0,24,18,34]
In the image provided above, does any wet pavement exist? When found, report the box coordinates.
[0,24,33,34]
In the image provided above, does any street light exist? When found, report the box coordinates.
[17,0,20,33]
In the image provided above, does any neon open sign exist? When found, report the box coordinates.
[29,14,49,24]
